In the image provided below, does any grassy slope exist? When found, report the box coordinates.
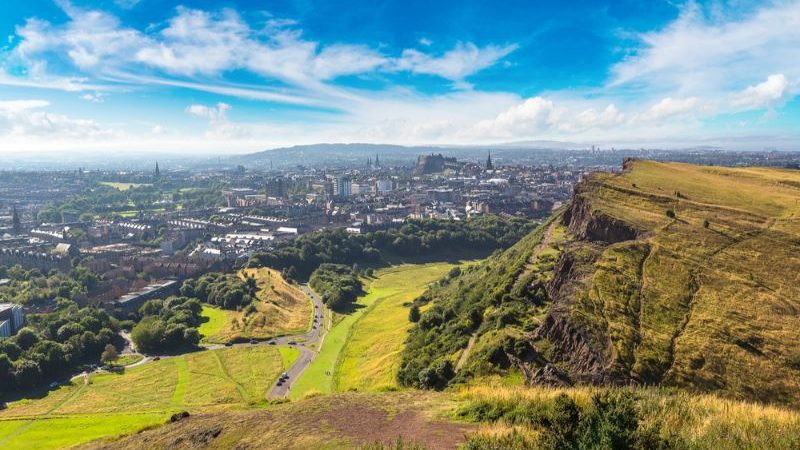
[99,182,150,191]
[200,268,312,344]
[336,262,463,392]
[290,263,464,399]
[76,385,800,450]
[558,161,800,403]
[0,346,291,450]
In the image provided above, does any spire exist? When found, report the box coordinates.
[375,153,380,167]
[154,161,160,178]
[12,205,21,235]
[486,151,493,170]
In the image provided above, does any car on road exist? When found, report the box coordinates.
[287,341,297,345]
[49,382,59,389]
[268,341,276,345]
[225,342,233,347]
[153,356,161,361]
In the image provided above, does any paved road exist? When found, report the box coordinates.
[267,284,330,399]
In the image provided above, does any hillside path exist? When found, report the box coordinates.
[456,221,559,372]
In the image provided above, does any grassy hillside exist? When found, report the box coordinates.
[200,267,312,344]
[0,346,296,450]
[402,160,800,405]
[76,384,800,450]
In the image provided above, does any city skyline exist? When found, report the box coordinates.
[1,0,799,154]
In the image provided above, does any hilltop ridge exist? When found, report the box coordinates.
[401,159,800,405]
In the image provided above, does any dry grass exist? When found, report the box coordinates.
[203,268,312,343]
[561,160,800,404]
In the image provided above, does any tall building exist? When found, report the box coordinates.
[266,177,285,197]
[0,303,24,338]
[376,179,393,193]
[486,151,493,170]
[333,177,352,198]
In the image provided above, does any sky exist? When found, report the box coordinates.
[0,0,799,154]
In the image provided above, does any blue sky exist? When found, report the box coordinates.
[0,0,798,154]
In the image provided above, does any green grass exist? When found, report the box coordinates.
[290,262,469,399]
[0,413,168,450]
[198,305,232,344]
[0,346,286,450]
[278,346,301,370]
[336,262,462,392]
[113,354,144,366]
[99,182,150,191]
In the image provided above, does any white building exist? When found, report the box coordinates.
[0,303,24,337]
[376,179,393,193]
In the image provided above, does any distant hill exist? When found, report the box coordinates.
[400,159,800,405]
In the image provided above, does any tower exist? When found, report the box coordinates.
[375,153,380,168]
[154,162,160,178]
[486,151,493,170]
[12,205,21,235]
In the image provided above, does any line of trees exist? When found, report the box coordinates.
[248,215,535,280]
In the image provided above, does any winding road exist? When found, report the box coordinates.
[267,284,330,399]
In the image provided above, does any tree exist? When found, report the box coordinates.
[15,327,38,350]
[101,344,118,365]
[409,305,421,323]
[665,209,676,219]
[14,360,42,390]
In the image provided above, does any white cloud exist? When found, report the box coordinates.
[473,97,557,138]
[612,1,800,96]
[396,42,518,82]
[0,98,114,139]
[114,0,141,9]
[185,102,231,122]
[80,92,107,103]
[635,97,702,122]
[731,74,791,110]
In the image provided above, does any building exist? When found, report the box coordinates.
[376,179,393,193]
[0,303,24,337]
[106,280,181,314]
[333,177,352,198]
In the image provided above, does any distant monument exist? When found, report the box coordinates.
[414,153,459,175]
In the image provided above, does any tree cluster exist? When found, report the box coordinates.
[179,273,256,310]
[308,264,363,311]
[0,300,120,395]
[130,297,202,354]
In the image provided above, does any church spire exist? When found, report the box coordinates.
[486,151,493,170]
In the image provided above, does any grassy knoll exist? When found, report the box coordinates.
[0,346,287,450]
[99,182,150,191]
[200,268,312,344]
[290,262,466,399]
[336,262,464,392]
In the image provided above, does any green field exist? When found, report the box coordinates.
[336,262,465,392]
[99,182,150,191]
[0,345,296,450]
[198,305,231,343]
[290,262,466,399]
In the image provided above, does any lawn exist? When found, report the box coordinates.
[0,346,289,450]
[200,268,312,344]
[99,182,151,191]
[113,354,144,366]
[198,305,232,344]
[289,262,469,399]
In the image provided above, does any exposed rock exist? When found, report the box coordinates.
[566,192,640,244]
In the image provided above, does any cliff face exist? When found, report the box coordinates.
[510,161,800,405]
[563,184,641,244]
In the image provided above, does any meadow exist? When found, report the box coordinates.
[0,345,297,450]
[99,182,151,191]
[289,262,464,399]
